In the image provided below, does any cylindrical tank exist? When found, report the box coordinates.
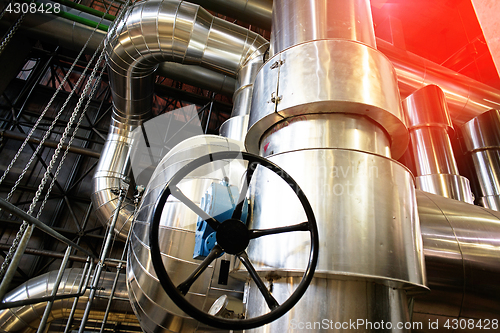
[244,0,426,331]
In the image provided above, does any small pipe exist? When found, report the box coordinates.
[64,260,91,333]
[99,263,122,332]
[1,130,101,158]
[37,246,72,333]
[0,244,124,267]
[78,188,126,333]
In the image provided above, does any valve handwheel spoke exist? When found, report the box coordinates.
[177,245,224,295]
[149,151,319,330]
[231,161,257,220]
[248,221,310,239]
[170,185,221,230]
[238,251,280,310]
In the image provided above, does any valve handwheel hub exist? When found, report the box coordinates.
[216,219,250,255]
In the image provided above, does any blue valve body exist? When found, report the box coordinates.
[193,182,248,259]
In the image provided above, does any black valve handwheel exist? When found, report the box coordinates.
[149,151,319,330]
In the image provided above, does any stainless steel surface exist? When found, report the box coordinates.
[403,85,474,203]
[416,174,474,204]
[259,114,391,158]
[245,148,426,289]
[219,115,249,142]
[461,109,500,210]
[409,127,459,176]
[246,39,408,158]
[4,4,500,125]
[0,268,134,332]
[0,198,93,257]
[270,0,376,55]
[105,0,268,126]
[245,279,410,333]
[221,38,268,142]
[184,1,500,126]
[128,135,246,333]
[94,0,268,238]
[376,38,500,126]
[403,85,454,131]
[91,120,136,239]
[414,190,500,331]
[189,0,272,30]
[37,247,72,333]
[245,2,425,331]
[468,149,500,209]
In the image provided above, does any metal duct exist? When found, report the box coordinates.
[188,0,272,30]
[402,85,474,203]
[4,3,500,125]
[93,0,268,237]
[0,11,237,96]
[0,268,137,332]
[244,0,425,332]
[414,190,500,331]
[461,109,500,210]
[174,0,500,126]
[170,0,500,126]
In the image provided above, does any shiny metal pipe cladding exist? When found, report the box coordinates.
[128,136,246,332]
[402,85,474,203]
[414,190,500,329]
[461,109,500,210]
[244,0,426,331]
[96,1,268,331]
[0,268,135,332]
[93,0,267,241]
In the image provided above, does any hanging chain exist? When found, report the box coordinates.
[0,0,36,56]
[0,3,106,190]
[0,0,15,21]
[0,0,129,282]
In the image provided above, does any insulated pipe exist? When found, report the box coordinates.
[245,0,425,331]
[2,191,499,332]
[461,109,500,210]
[403,85,474,203]
[219,39,268,141]
[270,0,376,54]
[0,268,136,332]
[414,190,500,330]
[0,12,237,96]
[4,4,500,125]
[188,0,272,30]
[93,0,267,238]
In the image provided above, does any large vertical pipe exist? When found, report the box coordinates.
[219,43,268,142]
[461,109,500,210]
[245,0,426,331]
[403,85,474,203]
